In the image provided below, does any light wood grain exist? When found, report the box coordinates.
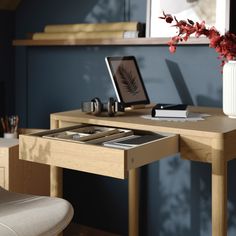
[12,37,209,46]
[50,119,63,236]
[180,135,212,163]
[0,147,9,189]
[224,130,236,161]
[128,169,139,236]
[19,134,127,178]
[50,118,63,198]
[9,147,50,195]
[0,137,50,196]
[50,107,236,159]
[0,168,5,187]
[19,129,178,179]
[50,107,234,137]
[211,137,227,236]
[58,120,81,128]
[127,134,178,169]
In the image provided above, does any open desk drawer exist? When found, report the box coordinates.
[19,125,178,179]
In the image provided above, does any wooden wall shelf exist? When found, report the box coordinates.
[13,37,209,46]
[0,0,21,10]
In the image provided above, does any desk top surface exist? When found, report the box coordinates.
[51,106,236,138]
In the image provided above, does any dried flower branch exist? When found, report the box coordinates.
[160,11,236,66]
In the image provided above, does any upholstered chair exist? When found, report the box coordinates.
[0,187,73,236]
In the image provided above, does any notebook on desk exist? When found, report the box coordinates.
[151,103,189,118]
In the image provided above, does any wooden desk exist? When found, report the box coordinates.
[20,106,236,236]
[0,138,50,195]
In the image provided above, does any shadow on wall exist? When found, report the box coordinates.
[165,59,194,105]
[165,59,222,108]
[140,156,212,236]
[196,92,222,107]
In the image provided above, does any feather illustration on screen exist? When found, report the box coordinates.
[118,64,139,95]
[105,56,150,106]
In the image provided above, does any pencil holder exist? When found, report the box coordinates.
[1,115,19,138]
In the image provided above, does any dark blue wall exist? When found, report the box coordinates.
[14,1,236,235]
[0,9,15,135]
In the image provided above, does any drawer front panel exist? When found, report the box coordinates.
[19,126,179,179]
[126,135,178,169]
[20,135,127,179]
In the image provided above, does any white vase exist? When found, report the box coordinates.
[223,60,236,118]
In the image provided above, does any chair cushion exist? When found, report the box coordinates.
[0,187,73,236]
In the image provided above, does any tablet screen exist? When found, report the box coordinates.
[105,56,150,107]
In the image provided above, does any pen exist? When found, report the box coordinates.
[5,116,9,133]
[1,118,6,132]
[14,116,19,133]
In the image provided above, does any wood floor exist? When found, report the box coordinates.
[64,223,120,236]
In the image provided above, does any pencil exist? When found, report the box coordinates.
[1,118,6,132]
[14,115,19,133]
[5,116,9,133]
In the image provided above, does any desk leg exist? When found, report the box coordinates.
[50,166,63,236]
[129,168,139,236]
[50,114,62,197]
[50,120,63,236]
[50,166,63,197]
[212,138,227,236]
